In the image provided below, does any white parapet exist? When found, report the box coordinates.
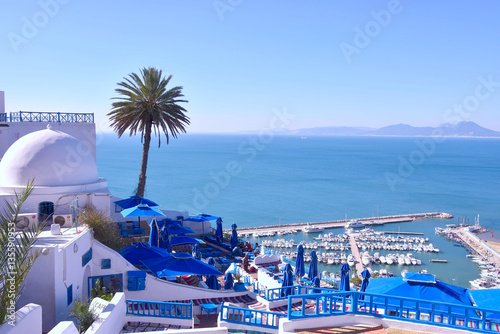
[0,303,42,334]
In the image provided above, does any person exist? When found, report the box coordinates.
[253,243,260,256]
[242,253,249,272]
[232,246,242,257]
[245,241,252,252]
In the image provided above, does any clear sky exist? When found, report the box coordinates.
[1,0,499,133]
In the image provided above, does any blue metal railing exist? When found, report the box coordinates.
[126,300,192,319]
[9,111,94,123]
[287,291,500,333]
[220,302,285,329]
[266,285,337,301]
[0,113,7,122]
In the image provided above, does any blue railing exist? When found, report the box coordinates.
[266,285,337,301]
[126,300,192,319]
[9,111,94,123]
[220,302,285,329]
[287,291,500,333]
[0,113,7,122]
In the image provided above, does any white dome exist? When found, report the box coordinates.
[0,128,99,187]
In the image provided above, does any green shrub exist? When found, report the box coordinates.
[90,279,114,302]
[78,207,130,250]
[69,300,97,333]
[350,277,362,287]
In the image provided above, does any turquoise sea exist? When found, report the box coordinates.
[96,134,500,287]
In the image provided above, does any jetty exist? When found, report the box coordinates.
[349,234,365,273]
[230,212,453,234]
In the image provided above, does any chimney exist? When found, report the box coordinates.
[0,91,4,114]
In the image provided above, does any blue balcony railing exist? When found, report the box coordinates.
[220,302,285,329]
[287,291,500,333]
[126,300,192,319]
[0,113,7,122]
[266,285,337,301]
[9,111,94,123]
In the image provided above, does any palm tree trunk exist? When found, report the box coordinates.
[136,122,152,197]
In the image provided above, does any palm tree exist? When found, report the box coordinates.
[108,67,190,197]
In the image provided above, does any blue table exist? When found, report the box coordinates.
[200,303,218,319]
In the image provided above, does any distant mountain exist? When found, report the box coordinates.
[273,122,500,137]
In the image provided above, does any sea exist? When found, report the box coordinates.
[96,133,500,288]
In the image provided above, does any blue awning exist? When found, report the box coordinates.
[141,255,223,277]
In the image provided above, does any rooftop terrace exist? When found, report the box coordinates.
[0,111,94,123]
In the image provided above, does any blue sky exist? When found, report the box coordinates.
[1,0,499,133]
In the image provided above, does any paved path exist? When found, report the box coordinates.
[349,234,365,275]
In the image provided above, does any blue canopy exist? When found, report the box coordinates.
[185,213,220,222]
[121,204,165,218]
[120,243,169,266]
[216,217,223,244]
[166,224,194,235]
[340,263,351,292]
[159,225,171,252]
[295,244,305,278]
[230,223,239,249]
[366,275,472,313]
[141,253,222,277]
[308,251,318,280]
[170,234,204,246]
[115,196,159,209]
[224,272,234,290]
[359,269,371,300]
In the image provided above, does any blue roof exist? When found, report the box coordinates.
[366,277,472,312]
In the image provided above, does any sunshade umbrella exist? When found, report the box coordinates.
[184,213,220,222]
[120,242,169,267]
[141,253,222,277]
[149,219,163,247]
[216,217,223,244]
[340,263,351,292]
[224,272,234,290]
[295,244,305,278]
[192,244,202,260]
[281,263,294,297]
[206,257,220,290]
[308,251,318,281]
[115,195,159,209]
[121,204,165,228]
[170,234,204,246]
[166,223,194,235]
[359,269,371,301]
[230,223,239,249]
[159,225,171,252]
[311,277,321,293]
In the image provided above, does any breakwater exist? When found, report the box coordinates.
[229,212,453,234]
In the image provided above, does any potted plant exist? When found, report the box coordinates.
[233,273,246,291]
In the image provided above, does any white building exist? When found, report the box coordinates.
[0,126,110,227]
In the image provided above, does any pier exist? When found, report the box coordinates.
[230,212,453,235]
[349,234,365,274]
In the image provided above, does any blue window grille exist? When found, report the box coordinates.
[101,259,111,269]
[127,271,146,291]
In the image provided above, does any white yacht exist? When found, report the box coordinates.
[302,223,325,233]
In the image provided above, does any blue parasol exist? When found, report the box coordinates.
[120,242,169,267]
[281,263,294,297]
[224,272,234,290]
[185,213,220,222]
[122,204,165,228]
[149,219,163,247]
[340,263,351,292]
[192,244,202,260]
[170,234,204,246]
[206,257,220,290]
[115,196,159,209]
[311,277,321,293]
[359,269,371,301]
[216,217,223,244]
[308,250,318,280]
[159,225,171,252]
[295,244,305,278]
[141,253,222,277]
[230,223,239,249]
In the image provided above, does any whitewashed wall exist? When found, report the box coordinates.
[0,304,42,334]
